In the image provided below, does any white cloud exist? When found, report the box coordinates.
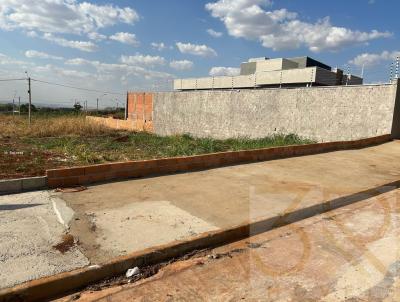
[151,42,170,51]
[349,50,400,67]
[209,67,240,76]
[88,32,107,41]
[0,52,32,67]
[170,60,194,71]
[109,32,139,46]
[25,50,63,60]
[0,52,174,105]
[0,0,139,36]
[65,57,173,80]
[207,29,223,38]
[43,33,98,52]
[205,0,391,52]
[33,64,92,79]
[26,31,38,38]
[64,58,90,66]
[120,54,166,66]
[176,42,217,57]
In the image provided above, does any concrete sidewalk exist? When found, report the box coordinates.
[58,186,400,301]
[60,141,400,263]
[0,191,89,289]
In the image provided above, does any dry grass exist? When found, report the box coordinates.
[0,115,114,138]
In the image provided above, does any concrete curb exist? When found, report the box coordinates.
[0,176,47,195]
[46,135,392,188]
[1,179,398,302]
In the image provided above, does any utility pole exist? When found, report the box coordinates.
[361,64,365,79]
[97,93,107,113]
[12,98,15,116]
[28,77,32,125]
[18,96,20,115]
[125,92,128,120]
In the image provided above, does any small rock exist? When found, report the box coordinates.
[208,254,221,260]
[126,267,140,278]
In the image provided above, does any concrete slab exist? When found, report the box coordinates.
[0,191,89,289]
[51,197,75,229]
[91,201,217,257]
[58,187,400,301]
[59,141,400,264]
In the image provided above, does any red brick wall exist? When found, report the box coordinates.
[126,92,153,131]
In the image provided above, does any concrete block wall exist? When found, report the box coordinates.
[154,82,399,142]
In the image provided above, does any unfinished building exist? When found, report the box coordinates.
[174,56,363,90]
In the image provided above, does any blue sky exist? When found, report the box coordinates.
[0,0,398,107]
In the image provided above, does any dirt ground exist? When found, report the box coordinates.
[0,137,71,179]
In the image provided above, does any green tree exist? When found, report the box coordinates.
[20,103,37,113]
[0,103,13,112]
[73,102,83,112]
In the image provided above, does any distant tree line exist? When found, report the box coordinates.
[0,102,125,118]
[0,103,37,113]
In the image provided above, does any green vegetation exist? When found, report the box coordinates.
[0,115,314,179]
[24,132,312,165]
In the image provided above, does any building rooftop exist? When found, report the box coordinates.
[174,56,363,91]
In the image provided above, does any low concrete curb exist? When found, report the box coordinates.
[0,176,47,195]
[1,179,397,302]
[46,135,392,188]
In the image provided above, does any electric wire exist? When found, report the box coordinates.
[0,78,26,82]
[31,78,125,95]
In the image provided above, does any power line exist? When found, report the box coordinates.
[0,78,26,82]
[31,78,124,95]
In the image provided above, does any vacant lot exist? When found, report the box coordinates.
[0,115,313,179]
